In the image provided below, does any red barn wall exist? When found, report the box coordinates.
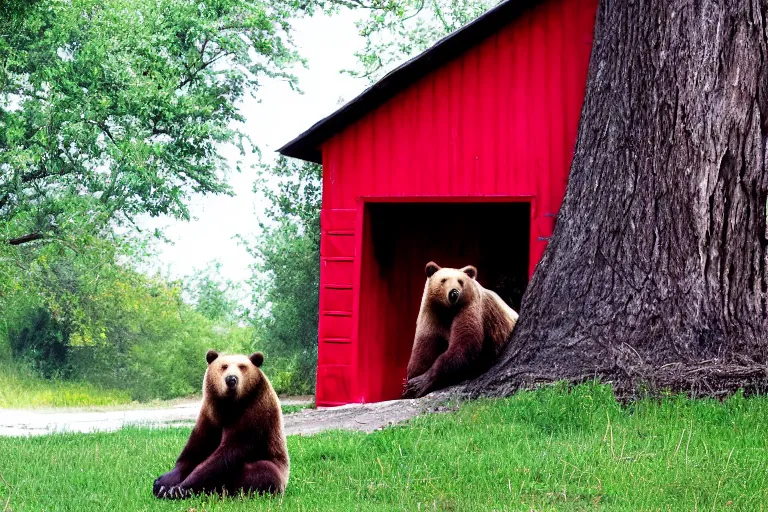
[315,0,597,406]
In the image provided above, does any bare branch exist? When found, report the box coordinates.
[8,232,44,245]
[86,120,120,150]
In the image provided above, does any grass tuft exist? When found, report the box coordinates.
[281,403,314,415]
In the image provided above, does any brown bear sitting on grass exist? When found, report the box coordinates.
[402,262,519,399]
[153,350,289,499]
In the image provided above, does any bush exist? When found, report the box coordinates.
[0,237,254,402]
[8,308,71,378]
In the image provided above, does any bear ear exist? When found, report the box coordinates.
[206,350,219,365]
[250,352,264,367]
[461,266,478,280]
[425,261,441,278]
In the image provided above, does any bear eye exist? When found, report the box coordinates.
[221,364,228,371]
[458,280,464,286]
[239,365,247,371]
[441,278,447,284]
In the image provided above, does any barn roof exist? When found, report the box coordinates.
[277,0,540,163]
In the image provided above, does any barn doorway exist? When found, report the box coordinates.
[357,201,531,402]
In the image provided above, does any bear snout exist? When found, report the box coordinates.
[225,375,238,389]
[448,288,460,304]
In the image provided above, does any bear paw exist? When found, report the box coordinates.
[155,485,192,500]
[402,374,430,399]
[153,473,181,497]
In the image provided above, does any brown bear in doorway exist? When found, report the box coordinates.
[403,262,519,399]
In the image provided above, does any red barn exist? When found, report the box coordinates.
[278,0,598,407]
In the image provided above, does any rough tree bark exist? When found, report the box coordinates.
[466,0,768,398]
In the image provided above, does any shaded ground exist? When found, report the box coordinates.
[0,395,444,437]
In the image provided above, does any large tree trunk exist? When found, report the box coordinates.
[468,0,768,398]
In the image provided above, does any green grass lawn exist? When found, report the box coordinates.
[0,383,766,511]
[0,364,133,408]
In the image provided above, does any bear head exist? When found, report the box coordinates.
[424,261,478,308]
[204,350,265,401]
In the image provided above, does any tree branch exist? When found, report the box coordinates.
[326,0,388,10]
[7,232,44,245]
[179,50,232,88]
[87,120,120,149]
[432,0,450,31]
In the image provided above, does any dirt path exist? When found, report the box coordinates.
[283,398,433,436]
[0,396,440,437]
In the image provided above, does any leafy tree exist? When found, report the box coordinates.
[184,261,242,323]
[246,157,321,394]
[0,0,304,247]
[0,0,313,397]
[1,233,254,399]
[345,0,494,82]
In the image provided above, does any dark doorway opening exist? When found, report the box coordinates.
[357,201,531,402]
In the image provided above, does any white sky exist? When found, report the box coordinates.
[136,11,369,290]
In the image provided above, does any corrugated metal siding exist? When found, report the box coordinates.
[315,0,597,406]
